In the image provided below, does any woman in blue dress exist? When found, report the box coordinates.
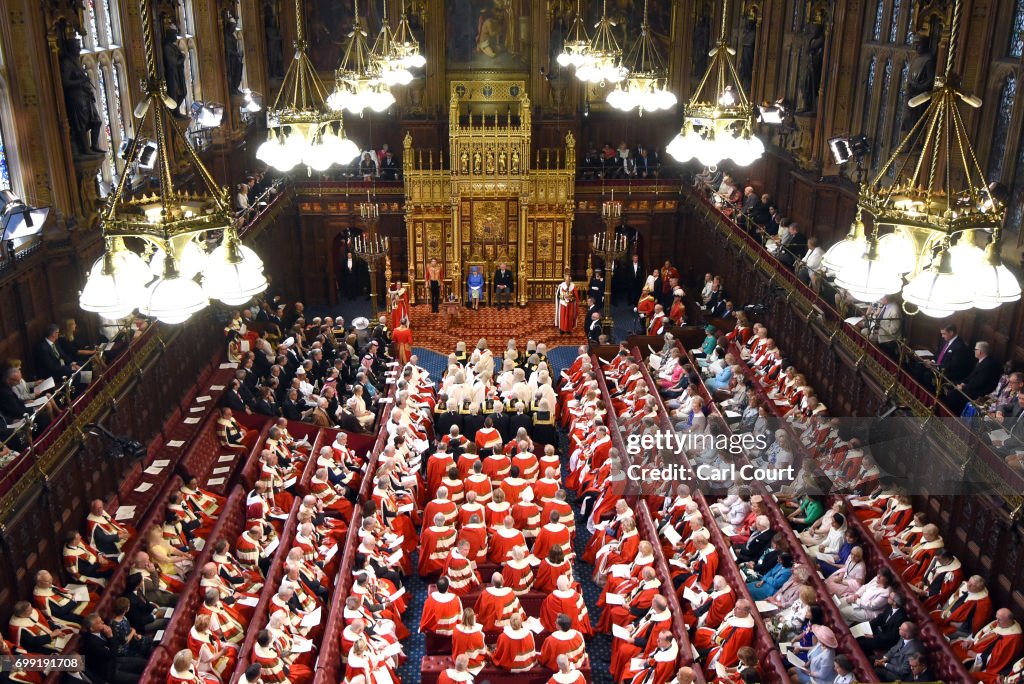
[747,552,793,600]
[467,266,484,310]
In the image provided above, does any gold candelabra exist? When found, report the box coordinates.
[593,198,627,334]
[352,200,389,317]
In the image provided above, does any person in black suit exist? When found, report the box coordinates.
[857,591,908,654]
[34,323,78,381]
[742,534,782,578]
[735,516,775,563]
[282,387,303,421]
[508,401,532,436]
[589,270,605,307]
[493,262,514,309]
[958,341,1001,399]
[904,652,933,681]
[81,613,147,684]
[622,254,645,306]
[462,406,485,441]
[121,573,168,634]
[932,325,973,383]
[434,399,461,441]
[873,621,923,681]
[587,312,603,343]
[779,223,808,269]
[222,378,249,413]
[487,404,510,444]
[0,367,29,421]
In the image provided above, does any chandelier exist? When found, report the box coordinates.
[79,0,266,324]
[833,0,1020,316]
[370,0,413,86]
[327,0,395,114]
[556,0,593,70]
[665,0,763,166]
[606,0,676,114]
[256,0,360,172]
[390,1,426,71]
[574,0,627,85]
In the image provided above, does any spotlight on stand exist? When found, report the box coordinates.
[190,101,224,129]
[0,190,50,247]
[828,134,870,165]
[137,140,159,170]
[757,99,788,125]
[84,422,145,460]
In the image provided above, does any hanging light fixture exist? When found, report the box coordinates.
[556,0,593,70]
[371,0,413,86]
[606,0,676,114]
[390,0,426,70]
[258,0,361,172]
[833,232,904,302]
[328,0,396,114]
[78,0,267,324]
[821,210,867,276]
[834,0,1018,316]
[665,0,762,166]
[574,0,626,85]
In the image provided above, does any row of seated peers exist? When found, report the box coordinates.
[221,300,395,435]
[342,342,697,684]
[6,477,222,683]
[651,312,1023,682]
[167,411,369,684]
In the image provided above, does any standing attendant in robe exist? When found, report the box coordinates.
[467,267,485,310]
[392,319,413,364]
[555,273,579,334]
[389,282,410,329]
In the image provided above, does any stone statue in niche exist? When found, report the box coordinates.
[263,0,285,78]
[485,150,495,174]
[498,149,508,174]
[511,149,520,174]
[798,22,825,113]
[739,16,757,91]
[903,34,936,134]
[59,33,105,157]
[162,22,188,118]
[473,151,483,174]
[224,10,244,94]
[460,151,470,174]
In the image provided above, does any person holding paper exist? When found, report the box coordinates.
[266,612,315,679]
[492,613,537,672]
[620,630,679,684]
[951,608,1024,683]
[31,569,94,627]
[187,614,238,679]
[610,595,673,681]
[167,648,220,684]
[856,591,908,655]
[694,599,756,669]
[789,625,838,684]
[597,565,662,633]
[931,574,993,637]
[63,530,115,588]
[540,614,587,671]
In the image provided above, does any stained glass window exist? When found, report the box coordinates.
[1008,137,1024,236]
[177,1,202,108]
[80,0,129,196]
[95,68,114,187]
[889,0,902,43]
[0,121,10,192]
[85,0,100,50]
[1011,0,1024,57]
[101,0,116,43]
[906,7,915,43]
[989,76,1017,180]
[872,0,885,41]
[792,0,802,31]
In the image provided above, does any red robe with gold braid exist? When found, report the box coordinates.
[539,628,587,670]
[611,607,673,681]
[473,586,524,631]
[540,588,592,635]
[488,527,526,564]
[622,639,679,684]
[694,613,755,668]
[419,590,463,635]
[534,558,574,594]
[933,584,993,636]
[597,578,662,633]
[166,664,219,684]
[418,525,458,576]
[492,625,537,672]
[456,524,489,564]
[252,642,290,683]
[441,548,482,596]
[501,559,535,596]
[452,623,489,672]
[533,523,572,563]
[953,621,1024,682]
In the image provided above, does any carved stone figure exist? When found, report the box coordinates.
[739,17,757,91]
[59,35,105,156]
[263,0,285,78]
[162,24,188,118]
[473,151,483,174]
[224,11,244,94]
[798,23,825,113]
[498,149,508,174]
[460,151,470,174]
[511,149,520,174]
[903,34,936,133]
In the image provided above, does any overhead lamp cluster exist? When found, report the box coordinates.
[257,0,357,172]
[80,0,266,325]
[327,0,424,115]
[826,0,1019,317]
[665,0,763,167]
[557,0,675,114]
